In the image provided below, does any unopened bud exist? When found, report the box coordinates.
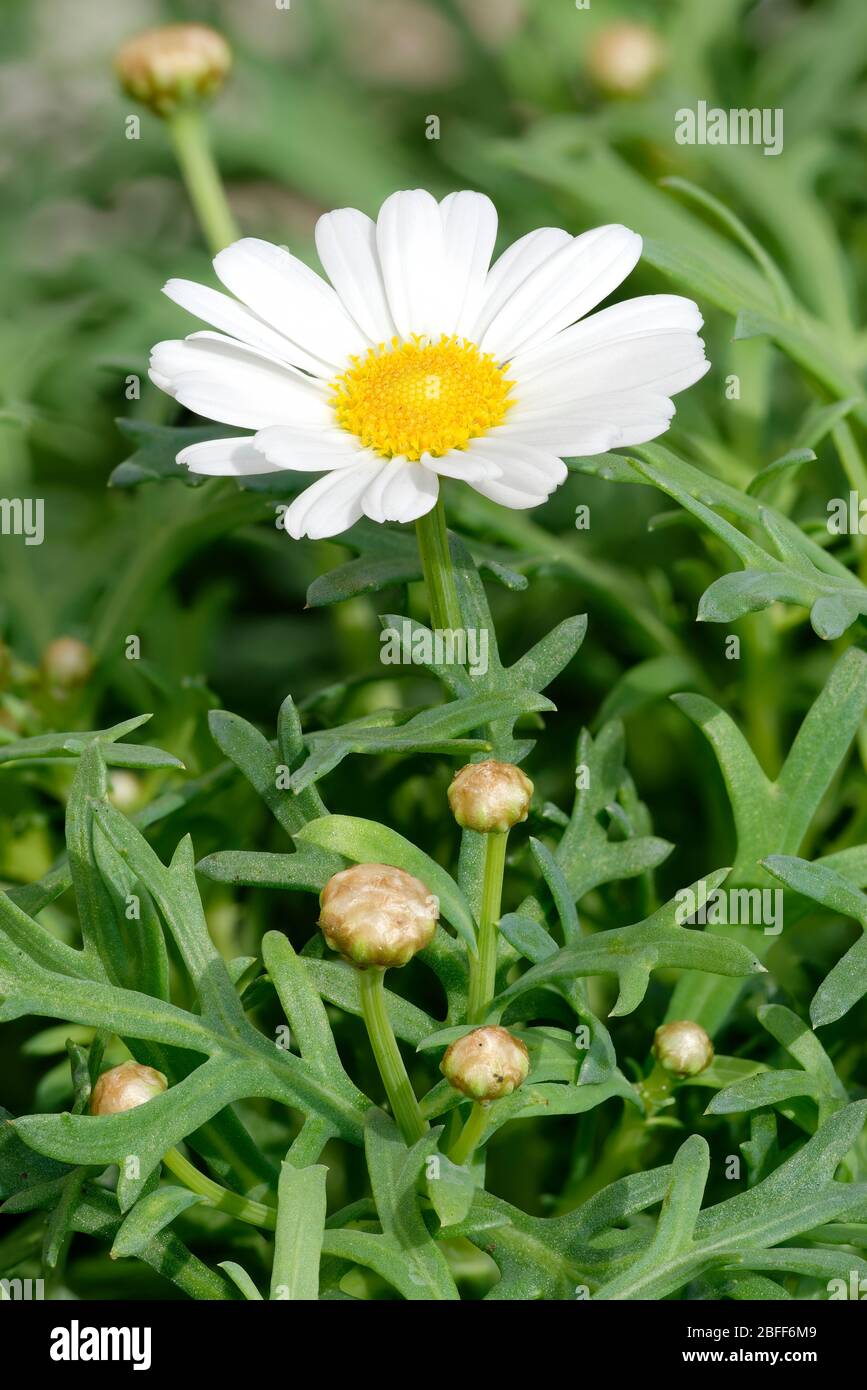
[115,24,232,117]
[41,637,93,690]
[653,1020,714,1078]
[448,760,533,834]
[587,22,665,96]
[90,1061,167,1115]
[108,770,142,811]
[441,1025,529,1101]
[319,862,438,969]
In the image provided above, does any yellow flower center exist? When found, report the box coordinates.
[330,335,514,461]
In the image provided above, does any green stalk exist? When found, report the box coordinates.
[162,1147,277,1230]
[467,830,508,1023]
[166,105,239,255]
[448,1100,489,1167]
[415,495,463,631]
[358,967,427,1144]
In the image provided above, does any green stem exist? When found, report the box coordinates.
[358,967,427,1144]
[449,1101,489,1167]
[166,105,239,255]
[162,1147,277,1230]
[415,495,463,631]
[467,830,508,1023]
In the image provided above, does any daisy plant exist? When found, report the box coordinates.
[4,13,867,1310]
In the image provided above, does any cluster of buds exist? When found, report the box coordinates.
[448,759,533,834]
[319,862,438,969]
[115,23,232,117]
[90,1061,167,1116]
[441,1025,529,1102]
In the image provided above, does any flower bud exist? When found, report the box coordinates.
[441,1025,529,1102]
[41,636,93,690]
[653,1020,714,1078]
[448,760,533,834]
[115,24,232,117]
[90,1061,167,1116]
[319,862,438,969]
[108,770,142,812]
[587,22,665,96]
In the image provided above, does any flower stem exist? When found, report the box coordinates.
[166,105,239,255]
[162,1147,276,1230]
[358,967,428,1144]
[467,830,508,1023]
[449,1101,488,1167]
[415,495,462,631]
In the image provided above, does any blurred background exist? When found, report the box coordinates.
[1,0,866,1293]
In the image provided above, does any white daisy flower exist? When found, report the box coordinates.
[149,189,709,540]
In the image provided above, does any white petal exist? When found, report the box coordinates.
[376,189,448,339]
[177,436,284,476]
[502,391,677,454]
[464,437,567,493]
[149,334,331,431]
[512,297,708,401]
[511,295,704,382]
[439,191,498,338]
[284,460,385,539]
[213,238,369,373]
[162,279,316,368]
[480,224,643,361]
[523,337,709,408]
[471,227,572,342]
[419,450,503,483]
[468,476,550,510]
[362,458,439,524]
[253,425,379,472]
[315,208,397,345]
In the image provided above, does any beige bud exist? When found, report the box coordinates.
[115,24,232,116]
[41,637,93,690]
[90,1061,167,1116]
[108,770,142,812]
[653,1020,714,1078]
[448,760,533,834]
[441,1025,529,1102]
[587,23,665,96]
[319,862,439,969]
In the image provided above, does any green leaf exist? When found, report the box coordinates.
[218,1262,263,1300]
[762,855,867,1027]
[270,1160,328,1300]
[425,1153,476,1228]
[360,1110,459,1301]
[0,714,183,770]
[592,1102,867,1300]
[492,871,761,1020]
[111,1186,204,1259]
[197,848,335,893]
[110,420,234,488]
